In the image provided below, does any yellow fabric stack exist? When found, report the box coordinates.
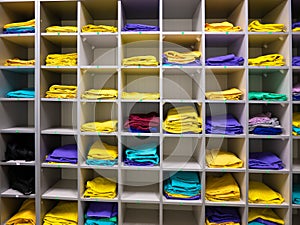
[205,88,243,100]
[45,85,77,99]
[206,173,241,201]
[45,53,77,66]
[248,208,284,225]
[83,177,117,199]
[82,24,117,32]
[122,92,160,100]
[81,88,118,100]
[46,26,78,33]
[248,20,285,32]
[248,181,284,204]
[4,19,35,29]
[122,56,159,66]
[81,120,118,132]
[206,149,243,168]
[292,112,300,136]
[293,27,300,32]
[248,54,285,66]
[205,21,242,32]
[87,140,118,161]
[163,51,201,64]
[43,201,77,225]
[5,199,35,225]
[4,58,35,66]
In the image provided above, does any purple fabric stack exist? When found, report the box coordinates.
[249,152,284,170]
[206,54,244,66]
[293,22,300,30]
[292,56,300,66]
[45,144,77,164]
[85,202,118,225]
[205,114,243,134]
[205,207,241,224]
[122,23,159,31]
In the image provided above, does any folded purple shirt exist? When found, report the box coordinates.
[205,54,244,66]
[122,23,159,31]
[206,206,241,223]
[293,83,300,93]
[45,144,77,164]
[123,159,155,166]
[293,22,300,29]
[293,56,300,66]
[86,202,118,218]
[206,114,243,134]
[249,152,284,170]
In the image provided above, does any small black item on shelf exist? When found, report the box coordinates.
[5,143,34,161]
[8,166,35,195]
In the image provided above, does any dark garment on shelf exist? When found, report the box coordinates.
[293,56,300,66]
[292,22,300,29]
[9,166,35,195]
[205,54,244,66]
[249,152,284,170]
[123,158,155,166]
[205,114,244,134]
[251,127,282,135]
[86,202,118,218]
[122,23,159,31]
[205,206,241,223]
[5,143,34,161]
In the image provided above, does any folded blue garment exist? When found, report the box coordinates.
[6,88,35,98]
[205,54,244,66]
[293,184,300,204]
[124,159,154,166]
[206,207,241,223]
[249,152,284,170]
[293,94,300,100]
[122,23,159,31]
[293,22,300,29]
[86,202,118,218]
[293,56,300,66]
[251,127,282,135]
[45,144,77,164]
[86,159,118,166]
[4,26,35,34]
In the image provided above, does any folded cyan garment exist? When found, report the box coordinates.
[248,20,285,32]
[46,26,78,33]
[249,181,284,204]
[86,159,118,166]
[5,199,36,225]
[293,125,300,136]
[206,149,243,168]
[205,206,241,224]
[6,88,35,98]
[122,55,159,66]
[205,21,242,32]
[82,24,117,32]
[45,144,78,164]
[293,56,300,66]
[124,142,159,165]
[86,202,118,218]
[205,114,243,135]
[248,92,287,101]
[205,54,244,66]
[249,152,284,170]
[205,88,243,100]
[4,26,35,34]
[293,184,300,204]
[248,54,285,66]
[162,51,201,66]
[122,23,159,31]
[248,208,284,225]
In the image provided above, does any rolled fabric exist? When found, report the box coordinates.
[205,21,242,32]
[248,54,285,66]
[5,199,35,225]
[4,58,35,66]
[82,24,117,32]
[46,25,78,33]
[122,55,159,66]
[205,54,244,66]
[122,23,159,31]
[248,20,285,32]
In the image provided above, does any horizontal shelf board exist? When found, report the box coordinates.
[163,156,202,171]
[293,101,300,104]
[162,65,202,69]
[122,99,160,103]
[123,208,159,225]
[80,99,117,103]
[205,66,245,72]
[248,202,289,208]
[0,66,34,73]
[249,100,289,104]
[41,162,78,168]
[80,131,117,136]
[80,162,118,169]
[205,32,245,35]
[292,164,300,172]
[163,99,202,103]
[293,136,300,139]
[121,132,160,137]
[163,133,203,138]
[0,127,35,133]
[0,160,35,166]
[163,210,198,225]
[248,66,289,71]
[0,97,34,101]
[205,100,246,104]
[0,34,35,47]
[293,66,300,71]
[163,196,202,205]
[42,179,78,200]
[1,189,35,198]
[41,66,77,73]
[292,204,300,208]
[41,98,77,102]
[205,199,245,206]
[41,127,77,135]
[81,34,118,48]
[205,167,246,172]
[205,134,246,138]
[162,31,202,36]
[249,168,289,174]
[249,134,289,139]
[121,164,160,171]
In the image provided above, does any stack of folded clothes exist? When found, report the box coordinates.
[162,51,201,66]
[293,183,300,204]
[46,25,77,33]
[248,181,284,204]
[85,202,118,225]
[4,58,35,66]
[205,54,244,66]
[3,19,35,34]
[205,207,241,225]
[5,199,36,225]
[206,173,240,201]
[163,106,202,134]
[248,54,285,66]
[293,83,300,100]
[205,114,243,134]
[81,88,118,100]
[249,92,287,101]
[6,88,35,98]
[86,140,118,166]
[9,166,35,195]
[122,23,159,31]
[83,177,117,199]
[206,149,243,168]
[45,144,77,164]
[124,143,159,166]
[249,152,284,170]
[249,112,283,135]
[293,112,300,135]
[292,56,300,66]
[122,91,160,100]
[82,24,117,32]
[122,55,159,66]
[81,120,118,133]
[248,20,285,32]
[45,53,77,66]
[43,201,78,225]
[5,143,34,161]
[164,171,201,200]
[205,88,243,100]
[205,21,242,32]
[45,85,77,99]
[124,112,159,133]
[293,22,300,32]
[248,208,284,225]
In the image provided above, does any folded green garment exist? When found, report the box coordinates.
[249,92,287,101]
[6,88,35,98]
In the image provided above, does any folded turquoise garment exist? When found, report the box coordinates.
[125,142,159,164]
[6,88,35,98]
[86,159,118,166]
[248,222,265,225]
[293,184,300,204]
[293,126,300,135]
[248,92,287,101]
[85,219,116,225]
[4,26,35,34]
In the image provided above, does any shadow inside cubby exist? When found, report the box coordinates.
[163,205,202,225]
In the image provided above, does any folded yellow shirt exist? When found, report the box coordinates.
[82,24,117,33]
[88,140,118,160]
[248,20,285,32]
[83,177,117,199]
[4,19,35,28]
[248,208,284,224]
[122,92,160,100]
[81,88,118,100]
[205,219,240,225]
[249,181,284,204]
[293,112,300,128]
[205,88,243,100]
[293,28,300,32]
[45,53,77,66]
[81,120,118,132]
[206,149,243,168]
[45,85,77,99]
[46,26,78,33]
[122,55,159,66]
[206,173,240,201]
[43,201,77,225]
[4,58,35,66]
[205,21,242,32]
[6,199,35,225]
[163,51,201,64]
[248,54,285,66]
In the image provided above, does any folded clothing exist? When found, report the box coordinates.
[248,20,285,32]
[248,54,285,66]
[162,51,201,66]
[249,152,284,170]
[82,24,117,32]
[206,149,243,168]
[163,106,202,134]
[4,58,35,66]
[6,88,35,98]
[205,54,244,66]
[3,19,35,34]
[5,142,34,161]
[249,92,287,101]
[81,120,118,133]
[248,208,284,225]
[124,142,159,166]
[205,88,243,100]
[293,112,300,135]
[122,91,160,100]
[9,166,35,195]
[46,25,77,33]
[5,199,35,225]
[45,53,77,66]
[164,171,201,200]
[205,21,242,32]
[249,181,284,204]
[124,112,159,133]
[249,112,282,135]
[85,202,117,225]
[205,206,241,225]
[293,22,300,31]
[122,55,159,66]
[81,89,118,100]
[43,201,78,225]
[87,140,118,166]
[122,23,159,31]
[45,84,77,99]
[83,177,117,199]
[293,183,300,204]
[205,114,243,135]
[293,56,300,66]
[206,173,240,202]
[45,144,77,164]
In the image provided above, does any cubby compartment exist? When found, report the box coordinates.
[205,206,246,225]
[163,68,202,101]
[293,70,300,102]
[163,205,202,225]
[248,207,289,225]
[293,174,300,207]
[293,35,300,68]
[163,0,202,32]
[163,137,203,170]
[121,202,159,225]
[292,208,300,224]
[293,139,300,172]
[292,0,300,29]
